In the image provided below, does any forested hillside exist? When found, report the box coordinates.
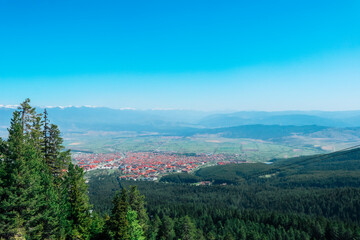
[88,147,360,239]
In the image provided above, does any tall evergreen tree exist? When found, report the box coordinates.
[0,111,27,238]
[19,98,35,133]
[88,212,106,240]
[107,188,130,240]
[127,210,145,240]
[177,216,197,240]
[18,98,43,151]
[47,123,70,178]
[42,109,50,165]
[62,162,92,239]
[42,108,70,179]
[128,185,149,233]
[36,168,62,239]
[158,215,176,240]
[19,101,62,239]
[0,107,60,239]
[148,215,161,240]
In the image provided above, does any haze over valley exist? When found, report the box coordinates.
[2,106,360,164]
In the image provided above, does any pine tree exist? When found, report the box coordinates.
[177,216,197,240]
[19,101,63,239]
[158,215,176,240]
[19,98,35,134]
[62,162,92,239]
[18,98,43,151]
[42,109,50,165]
[128,185,149,233]
[127,210,145,240]
[47,123,71,178]
[325,222,339,240]
[107,188,130,240]
[0,107,60,239]
[224,232,235,240]
[148,215,161,240]
[42,108,70,180]
[88,212,106,240]
[37,169,62,239]
[206,231,217,240]
[0,110,33,238]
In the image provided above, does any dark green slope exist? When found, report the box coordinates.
[273,145,360,171]
[269,146,360,188]
[185,146,360,188]
[194,163,272,184]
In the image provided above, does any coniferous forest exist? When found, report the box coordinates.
[0,100,148,239]
[1,100,360,239]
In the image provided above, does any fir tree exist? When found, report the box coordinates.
[0,107,60,239]
[62,162,92,239]
[0,110,34,238]
[88,212,106,240]
[158,215,175,240]
[128,185,149,233]
[19,98,35,133]
[18,98,43,151]
[224,232,235,240]
[177,216,197,240]
[107,188,130,240]
[148,215,161,240]
[47,123,70,178]
[42,109,50,166]
[127,210,145,240]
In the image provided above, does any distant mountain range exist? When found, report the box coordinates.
[199,111,360,128]
[1,106,360,136]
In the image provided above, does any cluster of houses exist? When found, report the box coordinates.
[73,151,246,181]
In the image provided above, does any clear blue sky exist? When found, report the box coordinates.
[1,0,359,111]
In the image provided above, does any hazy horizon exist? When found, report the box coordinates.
[2,103,360,113]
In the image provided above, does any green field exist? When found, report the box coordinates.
[62,131,344,162]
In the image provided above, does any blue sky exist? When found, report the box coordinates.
[0,0,359,111]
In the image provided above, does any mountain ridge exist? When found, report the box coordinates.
[1,106,360,134]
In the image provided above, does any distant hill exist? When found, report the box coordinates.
[46,107,210,125]
[1,106,360,138]
[199,111,360,128]
[0,106,209,133]
[165,147,360,186]
[273,145,360,171]
[200,124,328,140]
